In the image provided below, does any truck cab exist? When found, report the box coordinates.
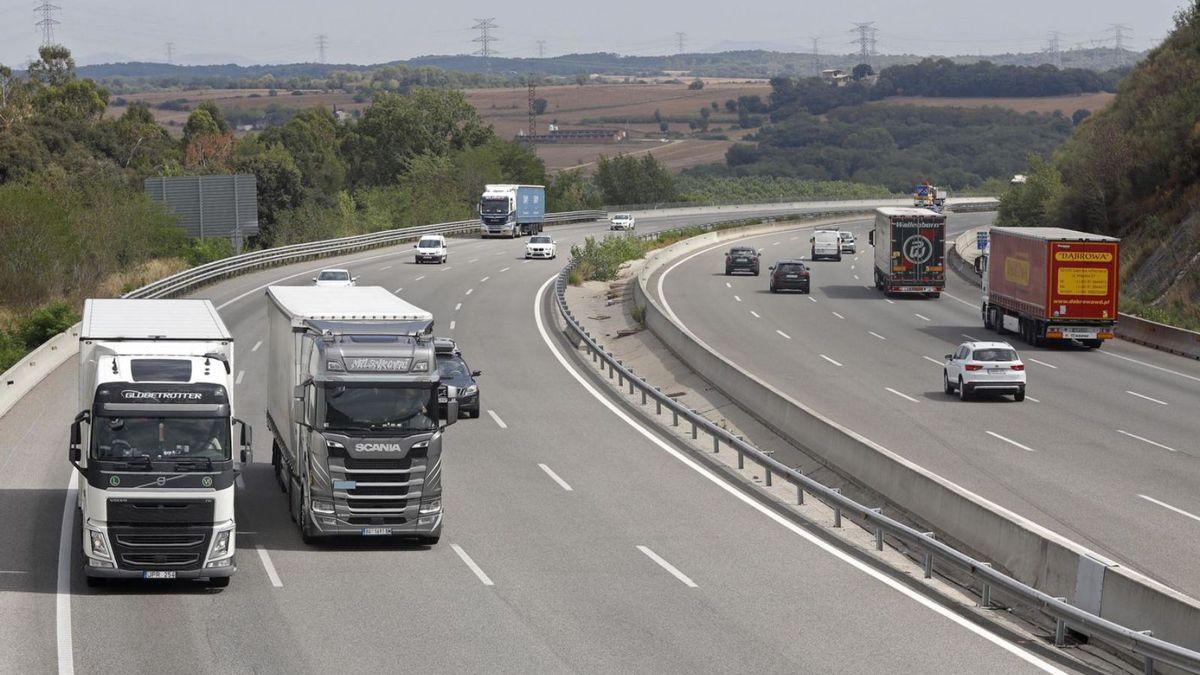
[479,184,545,238]
[71,299,250,587]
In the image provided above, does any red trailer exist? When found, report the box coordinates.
[980,227,1120,347]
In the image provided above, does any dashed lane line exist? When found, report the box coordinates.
[637,546,697,588]
[487,409,508,429]
[538,463,574,491]
[1117,430,1177,453]
[885,388,919,403]
[451,544,495,586]
[986,431,1036,453]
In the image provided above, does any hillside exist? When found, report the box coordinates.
[998,1,1200,328]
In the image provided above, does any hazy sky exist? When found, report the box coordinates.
[0,0,1186,67]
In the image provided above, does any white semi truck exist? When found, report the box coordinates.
[264,286,456,544]
[69,299,251,587]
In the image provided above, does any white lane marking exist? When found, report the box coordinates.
[236,474,246,489]
[790,236,798,241]
[776,330,792,340]
[440,265,453,272]
[487,409,507,429]
[868,331,887,341]
[820,354,844,367]
[480,276,490,282]
[808,296,817,303]
[380,265,392,270]
[850,265,855,270]
[538,464,574,491]
[1028,358,1057,370]
[394,287,404,293]
[469,258,479,263]
[986,431,1036,453]
[725,282,731,288]
[750,311,760,319]
[1126,390,1168,406]
[961,333,981,341]
[637,546,697,587]
[1139,495,1200,525]
[1026,396,1041,403]
[885,387,919,403]
[914,313,931,322]
[923,356,944,365]
[734,295,742,302]
[466,288,474,296]
[449,320,456,330]
[942,292,975,308]
[500,267,511,272]
[451,544,494,586]
[884,298,895,304]
[832,311,845,319]
[772,241,781,246]
[256,545,283,587]
[251,340,262,352]
[534,274,1063,674]
[56,470,78,675]
[236,370,245,384]
[1117,429,1178,453]
[416,275,426,281]
[522,259,532,264]
[1100,350,1200,383]
[853,274,860,280]
[454,302,463,311]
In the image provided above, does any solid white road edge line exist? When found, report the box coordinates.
[885,388,919,403]
[986,431,1036,453]
[1125,390,1168,406]
[487,409,508,429]
[1117,430,1178,453]
[1138,495,1200,525]
[538,463,574,491]
[637,545,698,587]
[534,274,1063,673]
[56,469,78,675]
[451,544,495,586]
[256,545,283,587]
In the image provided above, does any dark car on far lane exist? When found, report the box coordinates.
[768,259,811,293]
[435,338,482,418]
[725,246,761,275]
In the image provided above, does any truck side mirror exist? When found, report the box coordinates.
[234,418,254,464]
[293,384,305,400]
[974,256,984,275]
[69,410,88,469]
[868,231,874,246]
[471,370,482,377]
[443,386,459,427]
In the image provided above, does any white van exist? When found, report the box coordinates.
[414,235,448,264]
[810,229,843,261]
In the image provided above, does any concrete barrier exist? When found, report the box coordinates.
[0,321,80,419]
[635,220,1200,655]
[952,225,1200,360]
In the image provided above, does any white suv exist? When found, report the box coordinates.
[609,213,635,231]
[312,268,355,287]
[414,235,448,264]
[943,341,1026,401]
[525,234,557,259]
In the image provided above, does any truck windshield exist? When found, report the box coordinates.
[481,198,510,215]
[93,417,230,461]
[323,385,437,434]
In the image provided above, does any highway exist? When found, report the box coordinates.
[652,212,1200,600]
[0,207,1072,673]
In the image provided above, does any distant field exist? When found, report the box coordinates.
[105,81,769,171]
[881,92,1116,114]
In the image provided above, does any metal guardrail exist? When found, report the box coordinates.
[122,211,606,300]
[552,216,1200,674]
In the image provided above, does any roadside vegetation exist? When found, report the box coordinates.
[998,0,1200,329]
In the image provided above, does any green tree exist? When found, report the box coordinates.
[996,155,1064,228]
[595,153,677,205]
[852,63,875,80]
[234,142,304,241]
[688,78,705,90]
[183,108,221,144]
[532,97,548,115]
[261,107,345,197]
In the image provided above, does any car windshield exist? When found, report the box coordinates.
[418,239,441,249]
[731,249,754,256]
[481,198,509,215]
[93,416,230,462]
[530,236,552,244]
[777,264,805,273]
[322,384,437,433]
[437,356,470,379]
[318,270,349,281]
[971,348,1018,362]
[840,233,854,240]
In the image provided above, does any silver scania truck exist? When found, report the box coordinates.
[70,299,252,587]
[264,286,456,544]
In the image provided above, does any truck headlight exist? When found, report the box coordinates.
[412,361,428,372]
[211,529,232,558]
[88,529,111,559]
[311,500,335,515]
[419,498,442,515]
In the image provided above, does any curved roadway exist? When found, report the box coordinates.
[0,206,1068,673]
[654,213,1200,599]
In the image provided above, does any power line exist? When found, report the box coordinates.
[315,33,328,64]
[1106,23,1132,66]
[1044,31,1064,68]
[675,31,686,55]
[810,36,822,75]
[849,22,876,66]
[472,18,498,72]
[536,40,546,58]
[165,41,175,64]
[34,2,61,46]
[527,80,536,140]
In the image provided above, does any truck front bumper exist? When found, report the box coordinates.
[302,507,443,538]
[84,557,236,579]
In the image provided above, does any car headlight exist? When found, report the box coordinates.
[419,498,442,515]
[464,385,478,397]
[89,529,111,559]
[211,529,232,557]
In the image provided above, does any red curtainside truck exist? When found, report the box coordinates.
[978,227,1120,347]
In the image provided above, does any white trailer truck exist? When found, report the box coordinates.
[69,299,251,587]
[264,286,456,544]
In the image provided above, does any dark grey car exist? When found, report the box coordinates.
[725,247,761,275]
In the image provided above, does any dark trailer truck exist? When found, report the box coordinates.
[265,286,458,544]
[869,207,947,297]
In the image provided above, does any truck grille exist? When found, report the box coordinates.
[109,526,211,571]
[332,450,427,515]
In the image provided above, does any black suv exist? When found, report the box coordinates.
[725,247,761,275]
[768,260,811,293]
[434,338,482,418]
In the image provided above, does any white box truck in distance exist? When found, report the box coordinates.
[265,286,457,544]
[69,299,252,587]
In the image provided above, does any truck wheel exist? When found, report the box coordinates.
[982,306,993,329]
[944,372,954,395]
[208,576,231,589]
[272,442,287,493]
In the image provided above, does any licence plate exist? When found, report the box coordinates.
[987,368,1007,375]
[1056,328,1097,339]
[736,258,748,263]
[785,274,798,279]
[143,571,176,579]
[362,527,392,536]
